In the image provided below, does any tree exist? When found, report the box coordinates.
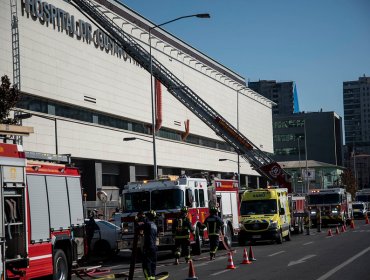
[0,75,21,124]
[340,169,357,198]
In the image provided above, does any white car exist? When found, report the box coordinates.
[85,219,123,257]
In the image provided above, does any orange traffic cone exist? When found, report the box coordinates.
[185,260,198,280]
[248,246,257,261]
[327,228,333,236]
[365,215,369,225]
[226,252,236,269]
[241,248,252,264]
[350,219,355,229]
[335,226,340,235]
[341,225,346,233]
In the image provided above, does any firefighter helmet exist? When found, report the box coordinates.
[146,210,156,220]
[210,207,218,214]
[181,206,189,214]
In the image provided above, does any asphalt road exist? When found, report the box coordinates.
[74,220,370,280]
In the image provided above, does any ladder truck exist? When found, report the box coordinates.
[68,0,291,191]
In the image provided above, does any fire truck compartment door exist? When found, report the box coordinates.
[67,177,84,226]
[220,192,239,230]
[27,175,50,242]
[46,176,70,230]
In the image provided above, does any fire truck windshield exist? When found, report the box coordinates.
[240,200,277,215]
[356,195,370,202]
[151,189,184,210]
[308,193,340,204]
[123,191,150,212]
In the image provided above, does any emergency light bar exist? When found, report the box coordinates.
[25,151,71,164]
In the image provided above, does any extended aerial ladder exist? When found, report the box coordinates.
[69,0,291,191]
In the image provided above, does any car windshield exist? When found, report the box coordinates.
[308,194,340,204]
[353,204,364,210]
[151,189,184,210]
[123,191,150,212]
[240,200,277,215]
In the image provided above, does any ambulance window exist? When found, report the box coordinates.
[195,189,199,207]
[186,189,193,207]
[199,189,205,207]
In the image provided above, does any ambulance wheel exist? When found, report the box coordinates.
[53,249,69,280]
[276,230,283,244]
[284,230,291,241]
[192,227,202,255]
[238,233,246,246]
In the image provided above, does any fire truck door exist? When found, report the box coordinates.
[220,192,239,230]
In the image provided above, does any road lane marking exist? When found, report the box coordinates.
[210,268,235,276]
[303,242,314,246]
[316,245,370,280]
[268,250,285,257]
[288,254,316,267]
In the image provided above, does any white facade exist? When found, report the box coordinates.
[0,0,274,193]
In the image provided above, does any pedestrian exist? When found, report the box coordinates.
[173,206,194,265]
[85,210,99,259]
[204,207,224,260]
[140,210,157,280]
[316,207,322,232]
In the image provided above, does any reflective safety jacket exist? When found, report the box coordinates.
[142,220,158,250]
[204,214,224,236]
[173,216,194,239]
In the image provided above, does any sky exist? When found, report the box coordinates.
[120,0,370,119]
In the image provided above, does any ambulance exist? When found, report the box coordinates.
[239,188,291,244]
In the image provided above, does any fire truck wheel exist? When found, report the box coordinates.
[53,249,69,280]
[222,225,233,249]
[276,230,283,244]
[192,227,202,255]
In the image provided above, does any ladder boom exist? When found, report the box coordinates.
[70,0,291,190]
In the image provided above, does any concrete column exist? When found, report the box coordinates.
[158,168,163,177]
[95,162,102,192]
[129,165,136,182]
[256,176,260,189]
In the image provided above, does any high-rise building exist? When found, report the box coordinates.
[273,112,343,166]
[249,80,299,115]
[343,75,370,189]
[343,76,370,153]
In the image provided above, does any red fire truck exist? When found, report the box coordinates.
[0,142,85,280]
[307,188,353,226]
[208,178,240,248]
[288,194,306,233]
[119,176,240,254]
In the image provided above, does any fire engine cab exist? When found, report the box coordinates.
[119,175,240,254]
[120,176,209,254]
[307,188,353,226]
[0,142,85,280]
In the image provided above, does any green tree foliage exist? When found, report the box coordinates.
[340,169,357,198]
[0,75,20,124]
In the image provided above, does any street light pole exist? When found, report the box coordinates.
[297,136,302,193]
[148,13,210,180]
[219,158,240,186]
[304,120,308,193]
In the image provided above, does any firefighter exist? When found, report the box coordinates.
[204,207,224,260]
[140,210,157,280]
[304,208,311,235]
[316,207,322,232]
[85,210,99,259]
[173,206,194,265]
